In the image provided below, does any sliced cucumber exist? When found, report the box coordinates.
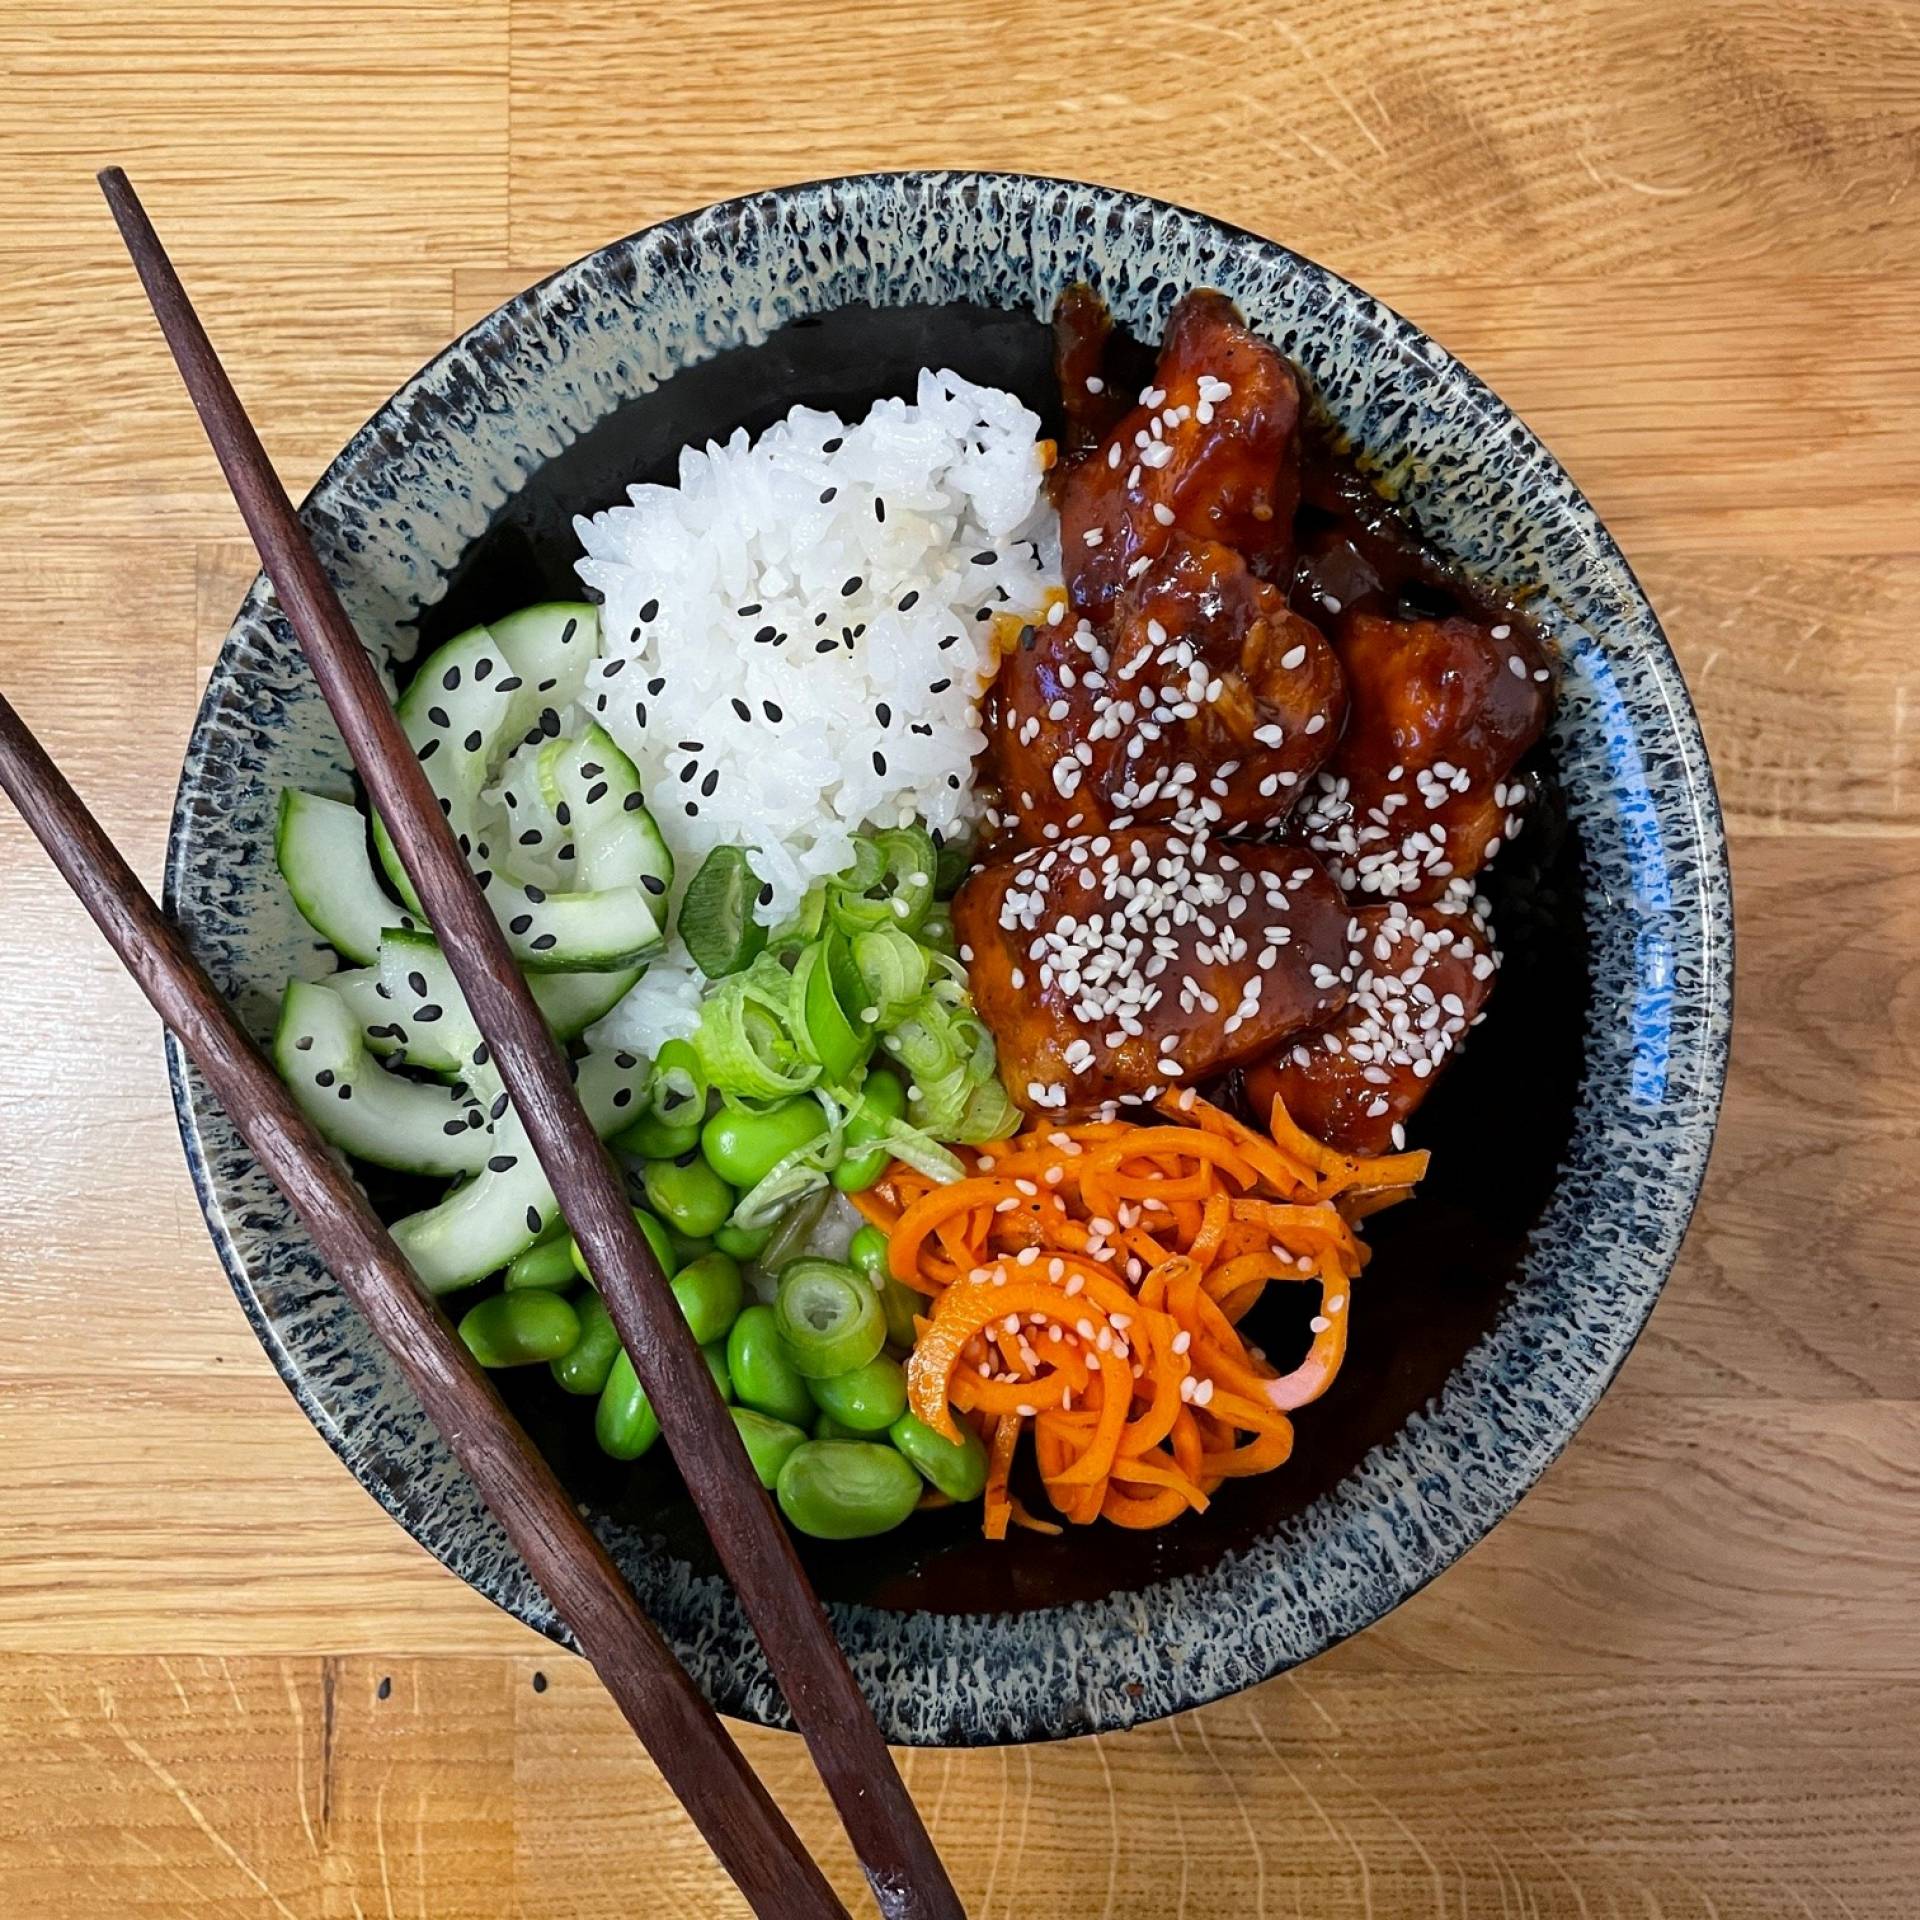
[273,979,492,1178]
[493,874,663,973]
[542,724,674,899]
[487,602,598,740]
[373,927,499,1106]
[372,624,523,914]
[276,789,420,966]
[329,963,407,1060]
[391,1044,649,1292]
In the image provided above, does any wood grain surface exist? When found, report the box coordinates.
[2,1,1916,1913]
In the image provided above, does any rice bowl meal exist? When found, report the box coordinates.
[268,284,1555,1546]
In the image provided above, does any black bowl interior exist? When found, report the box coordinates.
[383,300,1589,1616]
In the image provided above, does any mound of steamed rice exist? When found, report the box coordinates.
[572,369,1060,1055]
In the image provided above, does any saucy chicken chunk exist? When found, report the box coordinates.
[953,827,1351,1118]
[981,537,1345,845]
[1058,291,1302,624]
[1241,897,1497,1155]
[1296,612,1550,904]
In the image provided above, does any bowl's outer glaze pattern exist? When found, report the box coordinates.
[165,172,1730,1746]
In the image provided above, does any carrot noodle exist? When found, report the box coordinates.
[869,1092,1425,1536]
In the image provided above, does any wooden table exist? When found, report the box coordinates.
[3,2,1916,1913]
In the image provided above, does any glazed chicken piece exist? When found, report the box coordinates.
[1296,612,1550,904]
[980,537,1345,845]
[953,827,1351,1118]
[1058,290,1302,624]
[1241,898,1497,1155]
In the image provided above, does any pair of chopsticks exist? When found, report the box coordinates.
[0,169,964,1920]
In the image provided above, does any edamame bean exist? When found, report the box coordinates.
[505,1233,579,1292]
[550,1291,621,1396]
[713,1219,773,1261]
[833,1068,907,1192]
[666,1229,714,1267]
[847,1223,892,1281]
[613,1110,703,1160]
[776,1441,924,1539]
[731,1408,808,1488]
[726,1304,815,1425]
[702,1339,733,1403]
[890,1411,989,1501]
[595,1351,660,1460]
[569,1207,678,1286]
[642,1153,735,1238]
[458,1290,580,1368]
[700,1098,829,1191]
[812,1410,866,1442]
[671,1251,744,1345]
[806,1355,908,1433]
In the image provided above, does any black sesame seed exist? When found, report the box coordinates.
[623,791,644,812]
[816,639,837,655]
[540,708,561,737]
[642,872,667,895]
[491,1093,511,1121]
[678,762,697,784]
[416,1004,443,1023]
[587,780,609,804]
[530,933,557,951]
[441,666,461,691]
[754,624,776,644]
[519,829,542,846]
[581,763,602,778]
[899,590,920,610]
[700,768,718,797]
[315,1069,335,1088]
[678,740,702,752]
[539,677,557,693]
[685,801,699,817]
[417,738,440,763]
[973,549,998,565]
[929,677,951,693]
[463,729,483,752]
[408,971,428,996]
[444,1118,467,1136]
[475,869,493,893]
[427,704,450,728]
[495,675,523,692]
[338,1084,353,1101]
[911,722,933,737]
[737,603,762,617]
[758,881,774,906]
[647,676,666,695]
[731,698,751,722]
[639,598,659,622]
[474,658,494,681]
[467,1109,484,1129]
[525,884,546,902]
[762,701,782,722]
[488,1154,517,1173]
[873,750,887,775]
[814,612,828,627]
[560,618,578,645]
[613,1087,633,1108]
[438,796,452,816]
[823,436,843,452]
[975,607,992,621]
[614,1051,636,1069]
[842,575,862,596]
[635,701,648,727]
[874,497,886,521]
[509,913,533,934]
[526,1205,543,1233]
[557,844,575,861]
[472,1042,490,1066]
[555,802,571,828]
[819,487,836,503]
[604,657,626,676]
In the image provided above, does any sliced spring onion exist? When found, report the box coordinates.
[792,935,869,1083]
[953,1075,1021,1143]
[773,1259,886,1379]
[696,968,817,1102]
[932,826,974,899]
[726,1095,846,1231]
[827,825,936,936]
[681,844,769,979]
[851,928,929,1027]
[647,1035,708,1126]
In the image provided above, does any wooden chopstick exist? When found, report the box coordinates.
[96,169,964,1920]
[0,688,846,1920]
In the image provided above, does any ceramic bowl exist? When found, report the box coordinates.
[166,172,1731,1746]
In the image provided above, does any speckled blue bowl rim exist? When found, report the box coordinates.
[164,170,1732,1747]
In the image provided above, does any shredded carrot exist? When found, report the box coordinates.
[866,1092,1423,1536]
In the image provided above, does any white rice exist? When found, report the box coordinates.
[573,369,1060,1056]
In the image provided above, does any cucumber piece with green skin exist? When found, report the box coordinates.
[390,1045,650,1293]
[356,926,641,1075]
[492,875,664,973]
[276,789,421,966]
[487,602,599,738]
[273,979,492,1178]
[539,724,673,900]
